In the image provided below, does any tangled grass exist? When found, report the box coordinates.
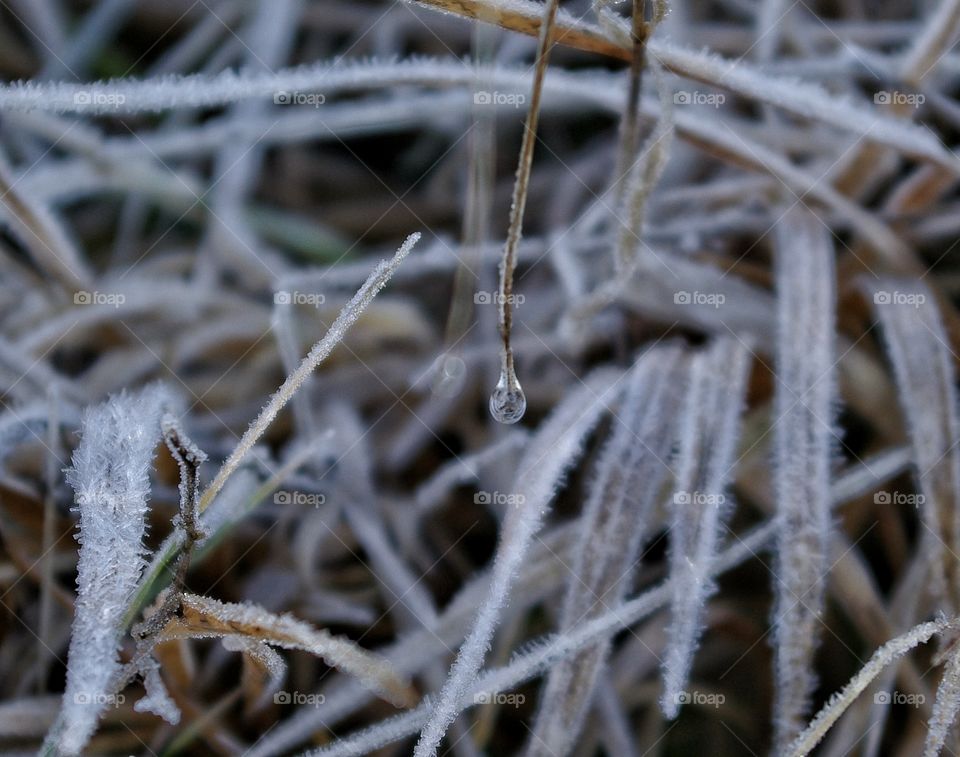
[0,0,960,755]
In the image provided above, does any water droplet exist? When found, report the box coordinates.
[489,370,526,424]
[431,354,466,398]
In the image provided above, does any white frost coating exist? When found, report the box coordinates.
[787,618,959,757]
[527,345,685,757]
[307,522,780,757]
[413,367,624,756]
[900,0,960,85]
[133,656,181,725]
[865,276,960,607]
[41,61,908,263]
[771,207,837,751]
[244,522,583,757]
[661,338,750,718]
[309,702,433,757]
[644,39,951,169]
[50,384,176,756]
[226,446,908,757]
[158,593,414,709]
[222,636,287,711]
[0,51,952,172]
[923,641,960,757]
[199,231,420,513]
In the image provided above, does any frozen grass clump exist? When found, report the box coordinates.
[528,344,685,756]
[661,337,750,719]
[50,385,176,755]
[770,206,837,749]
[1,0,960,754]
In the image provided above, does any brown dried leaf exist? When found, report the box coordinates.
[157,593,417,709]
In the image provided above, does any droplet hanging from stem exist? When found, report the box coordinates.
[489,0,561,424]
[490,352,526,424]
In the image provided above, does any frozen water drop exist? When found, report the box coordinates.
[431,354,466,398]
[489,371,526,424]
